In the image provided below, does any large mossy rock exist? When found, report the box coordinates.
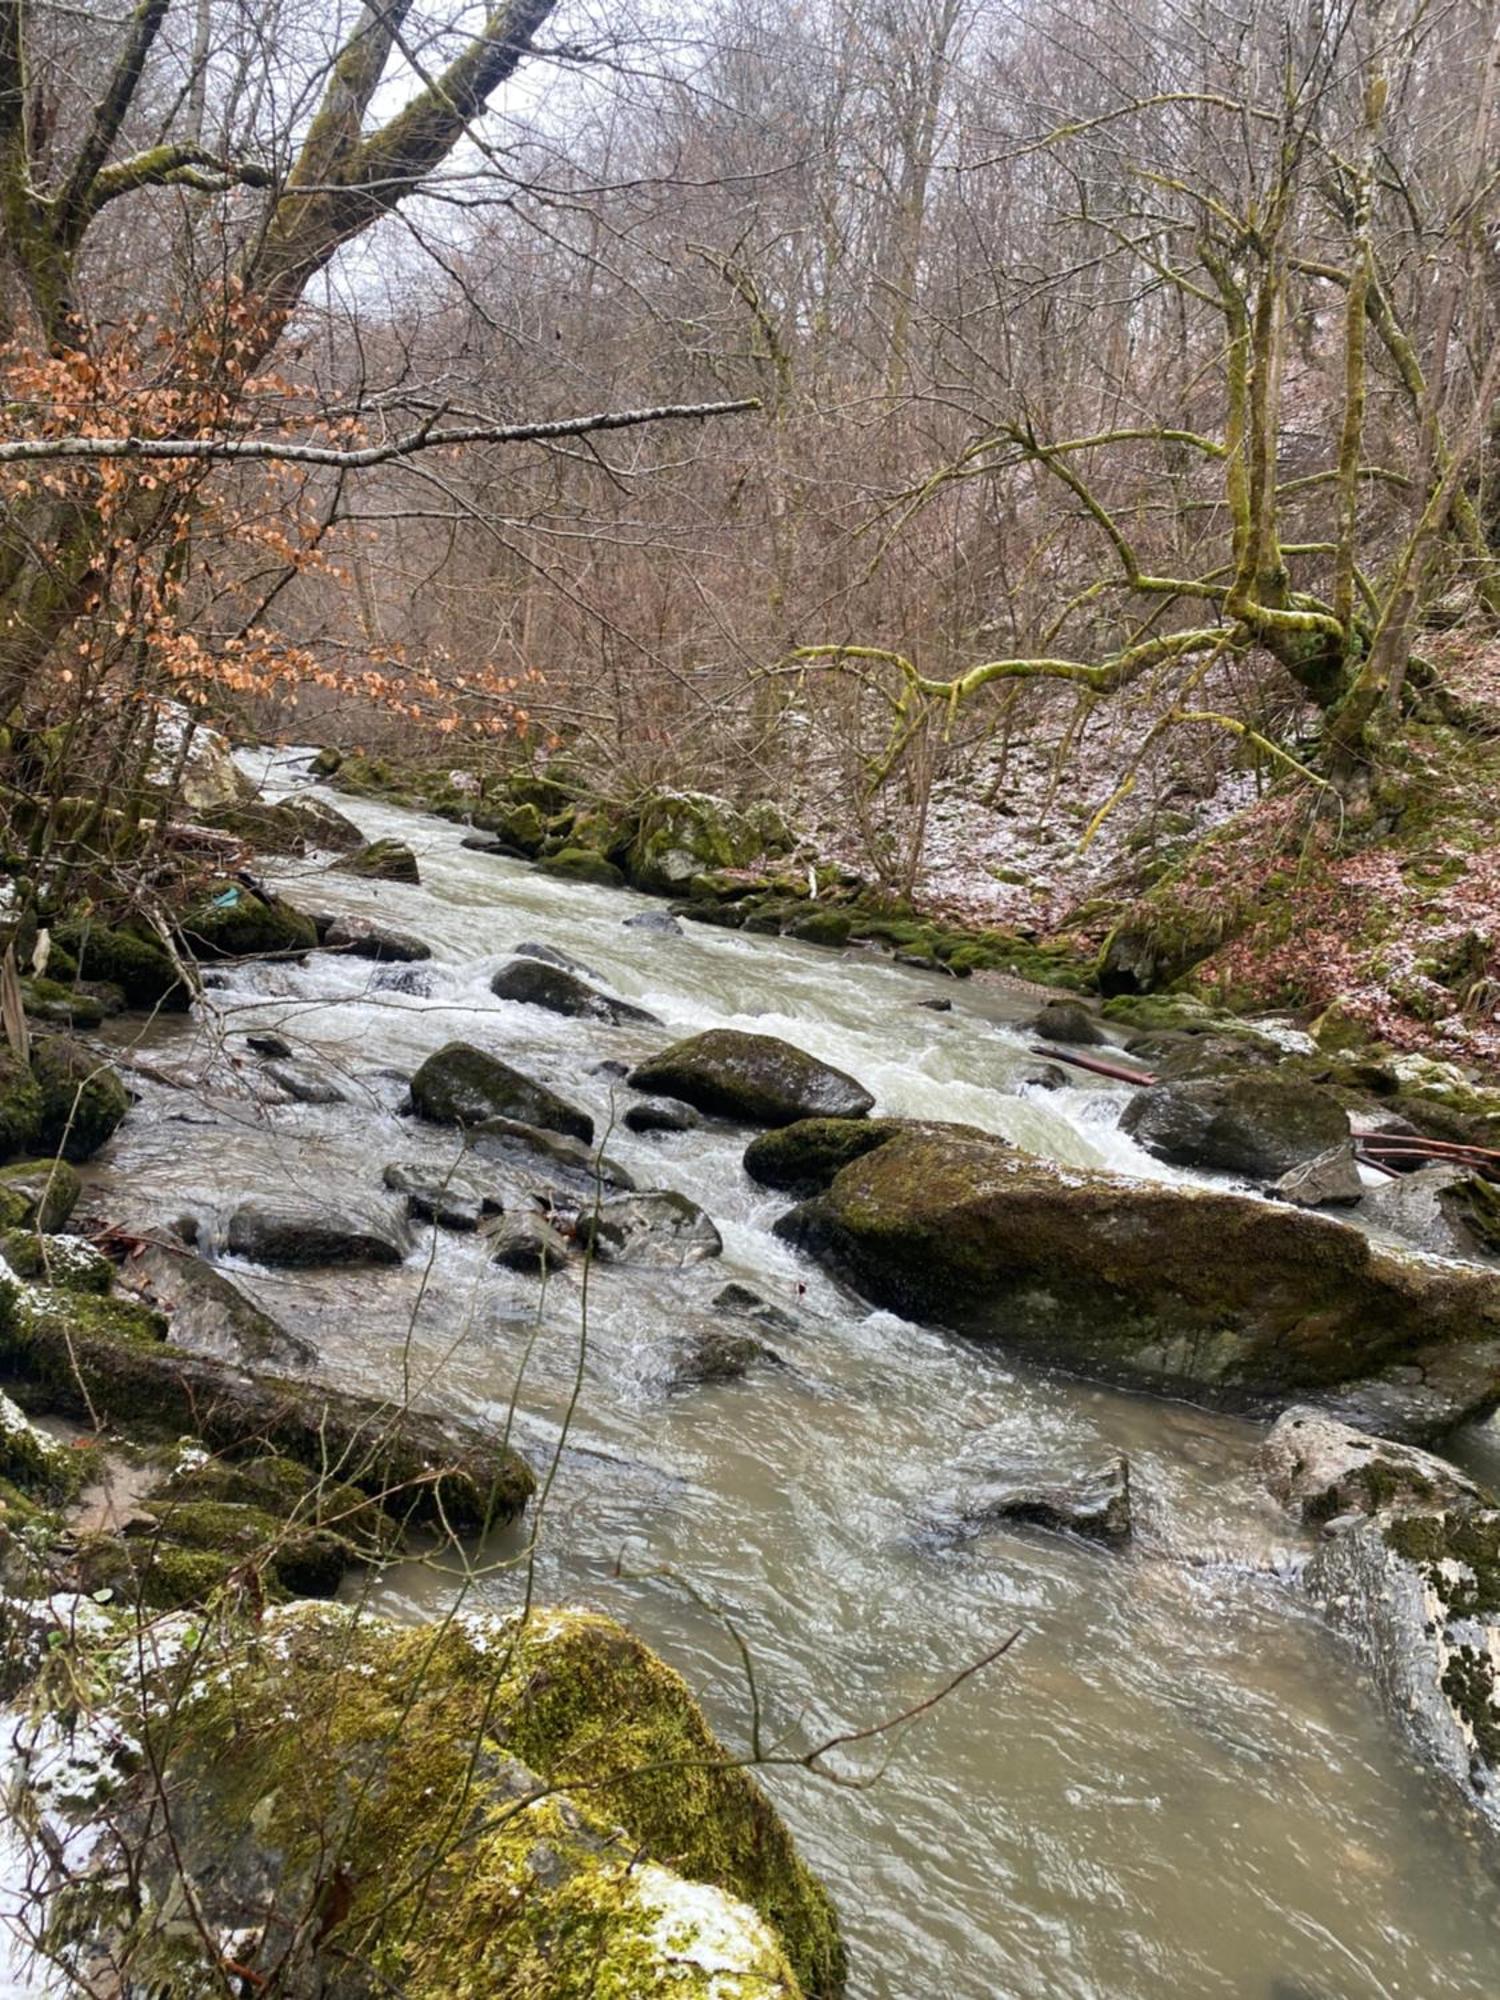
[1264,1408,1500,1835]
[336,837,422,884]
[0,1279,532,1529]
[628,790,794,896]
[538,846,625,888]
[1119,1074,1352,1179]
[491,954,660,1025]
[51,920,189,1009]
[743,1116,990,1195]
[179,882,319,961]
[49,1603,841,1999]
[774,1128,1500,1434]
[629,1030,873,1128]
[411,1041,594,1143]
[0,1157,81,1231]
[0,1050,44,1160]
[31,1036,130,1160]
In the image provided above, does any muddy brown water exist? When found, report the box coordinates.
[60,753,1500,1997]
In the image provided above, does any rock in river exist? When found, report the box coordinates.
[410,1041,594,1143]
[773,1125,1500,1436]
[574,1190,723,1267]
[1264,1406,1500,1836]
[628,1028,874,1128]
[1120,1074,1352,1181]
[225,1196,409,1267]
[951,1453,1132,1545]
[491,954,660,1025]
[324,914,433,962]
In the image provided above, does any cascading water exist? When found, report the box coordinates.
[68,751,1500,1998]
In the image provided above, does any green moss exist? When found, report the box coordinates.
[179,883,319,960]
[744,1117,906,1194]
[30,1038,129,1161]
[0,1157,81,1231]
[0,1388,82,1501]
[0,1050,45,1161]
[1442,1647,1500,1768]
[20,976,109,1028]
[538,847,625,888]
[785,908,853,948]
[1,1230,112,1292]
[1385,1511,1500,1620]
[50,921,189,1011]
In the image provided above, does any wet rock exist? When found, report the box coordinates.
[1270,1145,1365,1209]
[31,1036,130,1160]
[1017,1062,1069,1090]
[744,1116,993,1197]
[629,1029,874,1128]
[382,1160,499,1231]
[917,996,952,1012]
[115,1236,316,1369]
[1032,999,1116,1048]
[955,1454,1132,1545]
[460,829,510,853]
[261,1059,346,1105]
[335,836,421,884]
[50,1603,839,1999]
[591,1058,631,1080]
[281,792,364,853]
[1262,1407,1483,1524]
[179,882,319,961]
[0,1295,533,1528]
[713,1280,803,1337]
[324,914,432,963]
[245,1031,292,1058]
[410,1041,594,1143]
[1120,1074,1351,1180]
[491,955,660,1026]
[51,920,189,1011]
[0,1157,81,1231]
[666,1326,783,1389]
[225,1197,409,1267]
[624,907,683,934]
[373,963,435,997]
[774,1127,1500,1435]
[624,1096,701,1134]
[513,939,598,976]
[488,1209,572,1273]
[574,1191,723,1267]
[468,1114,633,1191]
[1264,1411,1500,1836]
[538,847,624,887]
[1364,1164,1500,1260]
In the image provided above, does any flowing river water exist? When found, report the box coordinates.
[66,755,1500,1998]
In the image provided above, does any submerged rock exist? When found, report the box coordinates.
[773,1127,1500,1435]
[574,1190,723,1267]
[1120,1074,1352,1180]
[629,1029,874,1128]
[666,1325,783,1389]
[336,836,421,884]
[410,1041,594,1143]
[625,907,684,934]
[488,1208,572,1274]
[625,1095,701,1134]
[713,1280,803,1337]
[953,1453,1133,1545]
[39,1603,841,1998]
[225,1197,409,1267]
[1264,1408,1500,1836]
[324,914,432,962]
[262,1058,346,1105]
[491,954,660,1026]
[382,1160,499,1230]
[468,1114,634,1191]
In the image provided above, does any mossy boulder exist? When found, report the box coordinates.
[30,1036,130,1161]
[0,1157,81,1231]
[744,1117,920,1195]
[784,907,854,949]
[0,1282,532,1530]
[49,1602,839,1998]
[628,1030,874,1129]
[285,792,365,852]
[310,745,343,777]
[20,975,117,1028]
[1,1231,111,1292]
[50,920,189,1010]
[774,1128,1500,1434]
[1265,1409,1500,1835]
[0,1048,44,1160]
[1119,1074,1352,1180]
[0,1386,81,1501]
[411,1041,594,1143]
[336,837,421,884]
[539,846,625,888]
[628,790,794,896]
[179,882,319,961]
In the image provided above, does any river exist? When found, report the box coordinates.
[70,754,1500,1998]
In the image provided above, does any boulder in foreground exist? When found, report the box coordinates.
[775,1126,1500,1436]
[629,1029,873,1128]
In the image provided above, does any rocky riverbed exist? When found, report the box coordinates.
[5,749,1500,1997]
